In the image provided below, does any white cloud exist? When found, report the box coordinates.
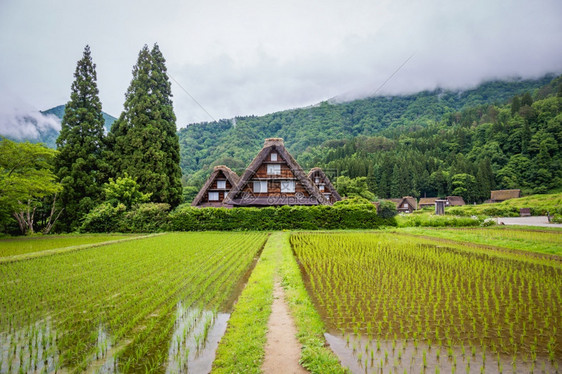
[1,0,561,128]
[0,91,61,140]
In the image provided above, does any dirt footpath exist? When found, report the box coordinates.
[496,216,562,228]
[262,281,308,374]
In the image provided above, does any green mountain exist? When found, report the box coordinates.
[42,104,116,131]
[1,105,117,148]
[179,74,557,186]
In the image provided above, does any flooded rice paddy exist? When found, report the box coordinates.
[291,231,562,373]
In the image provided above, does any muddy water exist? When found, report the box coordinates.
[325,333,560,374]
[166,304,230,374]
[0,318,60,373]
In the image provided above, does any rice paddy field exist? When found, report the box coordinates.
[291,231,562,373]
[1,227,561,373]
[0,232,267,373]
[0,234,139,258]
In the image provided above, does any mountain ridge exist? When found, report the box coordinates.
[179,74,557,185]
[1,105,117,148]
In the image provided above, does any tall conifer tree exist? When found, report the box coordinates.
[55,45,106,230]
[108,44,182,207]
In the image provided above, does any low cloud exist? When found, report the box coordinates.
[0,92,61,140]
[1,0,561,127]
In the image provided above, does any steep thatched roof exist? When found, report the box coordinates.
[308,167,342,202]
[446,196,466,206]
[191,165,240,206]
[491,189,521,201]
[419,197,438,206]
[398,196,417,210]
[224,138,328,206]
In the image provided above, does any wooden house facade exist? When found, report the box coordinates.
[396,196,417,213]
[223,138,328,207]
[191,165,239,207]
[308,167,342,204]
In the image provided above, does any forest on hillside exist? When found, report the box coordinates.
[298,77,562,202]
[179,74,561,203]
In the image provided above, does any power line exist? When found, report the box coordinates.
[168,73,217,122]
[369,53,415,97]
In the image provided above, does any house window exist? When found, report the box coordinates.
[281,180,295,193]
[253,181,268,193]
[208,192,219,201]
[270,153,278,161]
[217,180,226,189]
[315,177,320,184]
[267,164,281,175]
[404,203,409,208]
[319,185,325,191]
[324,193,331,199]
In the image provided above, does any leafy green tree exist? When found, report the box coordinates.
[108,44,182,207]
[0,138,62,234]
[103,174,151,209]
[55,45,106,231]
[475,158,494,201]
[511,96,521,115]
[520,92,533,107]
[182,186,199,204]
[335,176,375,200]
[451,173,477,203]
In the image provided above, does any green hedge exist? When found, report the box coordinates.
[168,205,396,231]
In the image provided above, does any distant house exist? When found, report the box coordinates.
[489,189,521,203]
[191,165,239,207]
[396,196,417,213]
[446,196,466,206]
[308,167,342,204]
[419,197,438,208]
[223,138,328,207]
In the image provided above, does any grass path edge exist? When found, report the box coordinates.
[211,232,277,373]
[279,232,349,374]
[0,233,165,264]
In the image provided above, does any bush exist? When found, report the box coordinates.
[168,204,396,231]
[80,202,126,233]
[119,203,170,233]
[397,213,482,227]
[378,200,398,219]
[334,196,373,206]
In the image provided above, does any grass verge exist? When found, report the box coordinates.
[0,233,139,257]
[0,233,161,264]
[395,226,562,256]
[279,232,349,373]
[211,233,276,373]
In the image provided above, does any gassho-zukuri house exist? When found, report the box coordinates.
[192,138,342,208]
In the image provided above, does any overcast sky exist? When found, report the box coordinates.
[1,0,561,137]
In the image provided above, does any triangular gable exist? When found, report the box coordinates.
[224,138,328,206]
[191,165,239,207]
[308,167,342,202]
[397,196,417,210]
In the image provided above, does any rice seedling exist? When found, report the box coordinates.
[291,231,562,373]
[0,232,267,372]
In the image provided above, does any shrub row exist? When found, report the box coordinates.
[80,203,396,233]
[81,203,171,233]
[168,205,396,231]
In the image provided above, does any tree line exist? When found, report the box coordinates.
[178,75,556,186]
[0,44,182,234]
[299,79,562,203]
